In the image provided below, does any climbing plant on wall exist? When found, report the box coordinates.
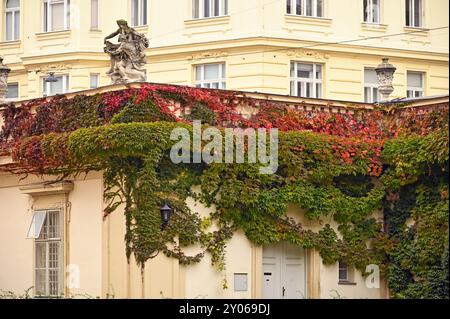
[0,84,448,298]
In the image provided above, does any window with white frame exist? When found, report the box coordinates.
[131,0,147,26]
[91,0,99,29]
[28,210,63,297]
[195,63,226,89]
[363,0,380,24]
[407,71,424,98]
[286,0,324,18]
[43,0,70,32]
[6,82,19,100]
[90,73,99,89]
[406,0,422,27]
[43,75,69,96]
[338,260,349,282]
[5,0,20,41]
[364,68,380,103]
[290,62,323,98]
[193,0,228,19]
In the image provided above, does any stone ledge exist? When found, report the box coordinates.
[20,181,74,196]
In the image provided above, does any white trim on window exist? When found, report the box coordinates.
[286,0,324,18]
[90,0,99,29]
[5,82,19,101]
[42,74,69,97]
[290,62,323,98]
[5,0,20,41]
[406,0,422,27]
[195,63,226,89]
[131,0,147,26]
[43,0,70,32]
[34,210,64,297]
[193,0,228,19]
[363,0,380,24]
[89,73,100,89]
[407,71,424,98]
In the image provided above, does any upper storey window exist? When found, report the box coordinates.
[286,0,324,18]
[406,0,422,27]
[131,0,147,26]
[43,0,70,32]
[363,0,380,24]
[193,0,228,19]
[5,0,20,41]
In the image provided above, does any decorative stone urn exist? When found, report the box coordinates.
[375,58,397,102]
[0,56,11,103]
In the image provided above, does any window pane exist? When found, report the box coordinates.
[193,0,199,18]
[317,0,323,17]
[290,81,295,95]
[6,0,20,8]
[35,242,47,268]
[27,211,47,239]
[297,82,302,97]
[131,0,138,25]
[91,0,98,29]
[142,0,148,24]
[6,12,13,40]
[224,0,228,14]
[365,68,378,84]
[51,2,65,31]
[407,72,423,88]
[297,64,313,78]
[296,0,301,15]
[306,0,313,16]
[221,64,226,78]
[339,269,348,280]
[286,0,291,14]
[49,269,59,295]
[6,83,19,99]
[373,87,379,102]
[414,0,422,27]
[214,0,220,16]
[35,269,47,295]
[48,211,60,239]
[14,11,20,39]
[316,83,322,98]
[373,0,379,23]
[407,90,413,98]
[315,65,322,79]
[364,0,369,22]
[90,74,99,88]
[195,66,202,81]
[406,0,411,26]
[364,87,371,103]
[204,0,210,17]
[306,82,312,97]
[204,64,220,80]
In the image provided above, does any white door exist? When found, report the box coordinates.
[262,242,306,299]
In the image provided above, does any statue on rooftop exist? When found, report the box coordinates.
[104,20,149,84]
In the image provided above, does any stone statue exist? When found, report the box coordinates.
[104,20,149,84]
[0,57,11,103]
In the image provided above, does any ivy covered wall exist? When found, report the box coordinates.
[0,84,448,298]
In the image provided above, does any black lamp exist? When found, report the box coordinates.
[45,72,58,83]
[160,204,173,230]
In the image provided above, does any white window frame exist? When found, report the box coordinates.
[5,0,20,41]
[195,63,226,89]
[42,74,69,97]
[363,0,380,24]
[193,0,228,19]
[407,71,424,98]
[286,0,324,18]
[90,0,99,29]
[43,0,70,32]
[131,0,147,26]
[364,68,380,103]
[406,0,422,27]
[90,73,100,89]
[290,62,323,98]
[5,82,19,101]
[32,210,64,297]
[338,260,348,282]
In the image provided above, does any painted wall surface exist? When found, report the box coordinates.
[0,172,103,297]
[0,0,448,102]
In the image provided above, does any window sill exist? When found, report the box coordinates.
[404,26,429,36]
[338,281,357,286]
[285,14,332,27]
[0,40,21,49]
[361,22,388,32]
[89,28,103,33]
[36,30,72,41]
[185,15,231,28]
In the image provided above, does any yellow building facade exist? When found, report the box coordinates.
[0,0,448,102]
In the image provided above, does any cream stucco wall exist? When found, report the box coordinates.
[0,172,103,297]
[0,0,448,102]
